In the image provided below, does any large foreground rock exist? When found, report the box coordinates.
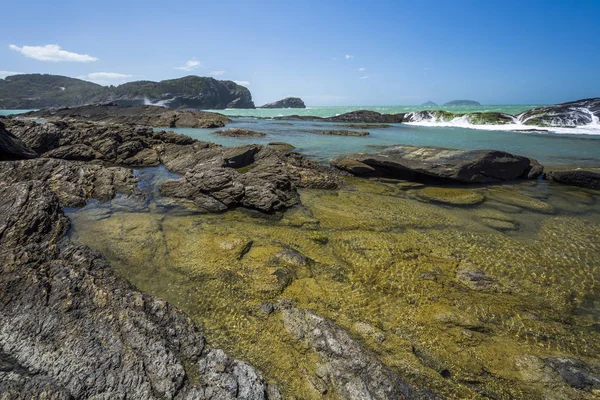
[0,118,37,161]
[549,168,600,190]
[331,145,543,183]
[24,103,230,128]
[260,97,306,109]
[0,180,274,399]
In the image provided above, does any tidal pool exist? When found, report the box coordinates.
[67,172,600,399]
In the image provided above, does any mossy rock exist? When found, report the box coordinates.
[417,187,485,206]
[268,142,296,151]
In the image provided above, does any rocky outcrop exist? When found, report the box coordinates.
[0,118,37,161]
[279,303,439,399]
[310,130,369,136]
[0,180,274,399]
[443,100,481,106]
[404,110,515,125]
[215,128,266,138]
[549,168,600,190]
[0,74,255,110]
[274,110,405,124]
[23,103,230,128]
[330,145,543,183]
[260,97,306,109]
[517,98,600,127]
[421,101,438,106]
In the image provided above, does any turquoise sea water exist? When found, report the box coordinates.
[0,110,35,116]
[210,105,543,118]
[170,117,600,167]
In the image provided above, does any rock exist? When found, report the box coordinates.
[0,158,139,207]
[215,128,266,138]
[517,98,600,127]
[549,169,600,190]
[330,157,376,175]
[416,187,485,206]
[279,303,439,399]
[310,130,370,137]
[544,358,600,391]
[404,110,515,125]
[337,124,392,129]
[331,145,543,183]
[0,119,37,161]
[260,97,306,109]
[0,180,273,399]
[222,145,261,168]
[23,103,230,127]
[455,265,502,292]
[267,142,295,151]
[443,100,481,106]
[421,101,438,106]
[325,110,405,123]
[272,248,313,267]
[258,303,275,315]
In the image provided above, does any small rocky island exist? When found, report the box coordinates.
[443,100,481,106]
[260,97,306,109]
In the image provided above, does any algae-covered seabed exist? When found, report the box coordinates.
[68,176,600,399]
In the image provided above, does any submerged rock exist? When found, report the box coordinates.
[331,145,543,183]
[549,169,600,190]
[0,180,273,399]
[260,97,306,109]
[310,130,370,136]
[416,187,485,206]
[215,128,266,138]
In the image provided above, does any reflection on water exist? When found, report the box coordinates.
[167,118,600,166]
[67,171,600,399]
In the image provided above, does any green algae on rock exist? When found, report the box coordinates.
[416,187,486,206]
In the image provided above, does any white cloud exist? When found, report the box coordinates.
[80,72,133,85]
[174,58,202,71]
[233,80,250,86]
[0,71,24,79]
[345,54,353,60]
[9,44,98,62]
[358,67,366,71]
[359,76,369,80]
[210,70,225,76]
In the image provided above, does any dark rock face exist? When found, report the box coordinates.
[443,100,481,106]
[279,303,439,399]
[260,97,306,109]
[0,180,273,399]
[215,128,266,138]
[24,103,230,128]
[0,74,255,110]
[0,119,37,161]
[517,98,600,127]
[331,145,543,183]
[549,169,600,190]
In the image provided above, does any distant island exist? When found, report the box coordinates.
[421,101,438,106]
[260,97,306,109]
[443,100,481,106]
[0,73,254,110]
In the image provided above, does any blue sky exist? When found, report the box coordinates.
[2,0,599,106]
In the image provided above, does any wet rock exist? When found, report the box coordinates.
[331,145,543,183]
[517,98,600,127]
[215,128,266,138]
[0,180,273,399]
[337,124,392,129]
[330,157,376,175]
[279,304,439,399]
[267,142,295,151]
[0,118,37,161]
[310,130,370,136]
[544,358,600,391]
[416,187,485,206]
[549,169,600,190]
[324,110,405,123]
[260,97,306,109]
[272,248,313,267]
[456,265,502,292]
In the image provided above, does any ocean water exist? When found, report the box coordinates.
[169,118,600,166]
[0,109,35,116]
[211,105,542,118]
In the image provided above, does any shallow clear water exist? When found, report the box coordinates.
[169,118,600,166]
[0,109,35,116]
[211,105,543,118]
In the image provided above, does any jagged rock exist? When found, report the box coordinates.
[331,145,543,183]
[215,128,266,138]
[260,97,306,109]
[279,303,439,400]
[517,98,600,127]
[23,103,230,128]
[0,158,138,207]
[0,118,37,161]
[549,169,600,190]
[0,180,273,399]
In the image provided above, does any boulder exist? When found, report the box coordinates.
[260,97,306,109]
[549,169,600,190]
[330,145,543,183]
[215,128,266,138]
[0,119,37,161]
[0,180,274,399]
